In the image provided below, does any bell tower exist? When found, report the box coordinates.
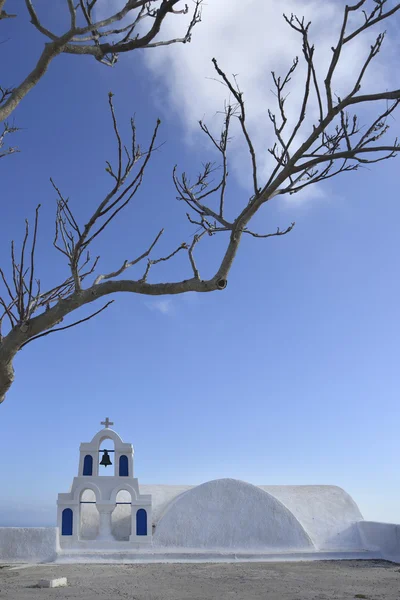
[77,417,134,478]
[57,419,152,551]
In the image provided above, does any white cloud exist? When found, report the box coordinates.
[281,181,327,209]
[145,298,174,315]
[141,0,395,202]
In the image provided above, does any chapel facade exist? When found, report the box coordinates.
[57,419,152,549]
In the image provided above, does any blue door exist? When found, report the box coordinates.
[136,509,147,536]
[83,455,93,476]
[119,455,129,476]
[61,508,73,536]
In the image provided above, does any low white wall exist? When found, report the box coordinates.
[0,527,58,563]
[358,521,400,562]
[1,523,400,563]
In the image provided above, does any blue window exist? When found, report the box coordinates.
[83,455,93,476]
[119,455,129,477]
[136,509,147,536]
[61,508,73,536]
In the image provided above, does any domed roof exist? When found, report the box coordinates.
[153,478,314,551]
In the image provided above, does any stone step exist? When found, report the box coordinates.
[56,549,382,564]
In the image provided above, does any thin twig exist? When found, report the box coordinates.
[20,300,114,349]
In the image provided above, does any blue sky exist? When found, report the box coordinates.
[1,1,400,527]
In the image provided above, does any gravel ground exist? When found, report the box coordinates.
[0,560,399,600]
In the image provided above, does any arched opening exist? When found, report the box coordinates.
[83,454,93,476]
[79,489,99,540]
[119,455,129,476]
[111,490,132,540]
[61,508,73,536]
[98,437,115,476]
[136,508,147,536]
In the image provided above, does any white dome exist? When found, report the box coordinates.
[153,478,314,551]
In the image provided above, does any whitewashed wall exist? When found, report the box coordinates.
[0,528,57,563]
[358,521,400,562]
[2,482,400,563]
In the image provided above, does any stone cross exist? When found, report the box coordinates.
[101,417,114,428]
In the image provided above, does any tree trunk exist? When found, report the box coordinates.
[0,346,18,404]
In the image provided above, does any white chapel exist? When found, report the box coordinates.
[0,419,398,562]
[57,418,152,549]
[50,419,392,563]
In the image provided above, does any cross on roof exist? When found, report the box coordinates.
[101,417,114,429]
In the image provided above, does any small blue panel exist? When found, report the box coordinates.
[83,455,93,476]
[61,508,73,536]
[136,509,147,536]
[119,455,129,477]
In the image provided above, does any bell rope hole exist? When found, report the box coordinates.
[61,508,73,536]
[136,508,147,536]
[112,490,132,540]
[98,437,114,476]
[119,455,129,476]
[79,489,99,540]
[83,454,93,476]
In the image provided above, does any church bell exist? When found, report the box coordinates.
[99,450,112,467]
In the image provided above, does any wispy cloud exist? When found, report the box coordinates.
[145,298,174,315]
[142,0,393,202]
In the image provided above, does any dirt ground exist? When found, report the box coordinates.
[0,560,399,600]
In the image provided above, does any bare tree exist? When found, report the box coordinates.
[0,0,202,123]
[1,0,400,404]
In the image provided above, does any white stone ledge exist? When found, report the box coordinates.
[38,578,67,588]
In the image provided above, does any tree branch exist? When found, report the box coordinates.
[2,2,400,405]
[20,300,114,349]
[93,229,164,285]
[212,58,259,197]
[0,122,19,158]
[0,1,203,123]
[0,0,16,19]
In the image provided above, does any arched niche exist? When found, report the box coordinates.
[111,490,132,540]
[83,454,93,476]
[79,489,99,540]
[98,437,115,476]
[119,455,129,476]
[73,480,101,503]
[136,508,147,536]
[61,508,73,536]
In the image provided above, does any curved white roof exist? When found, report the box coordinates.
[153,478,314,551]
[141,481,364,551]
